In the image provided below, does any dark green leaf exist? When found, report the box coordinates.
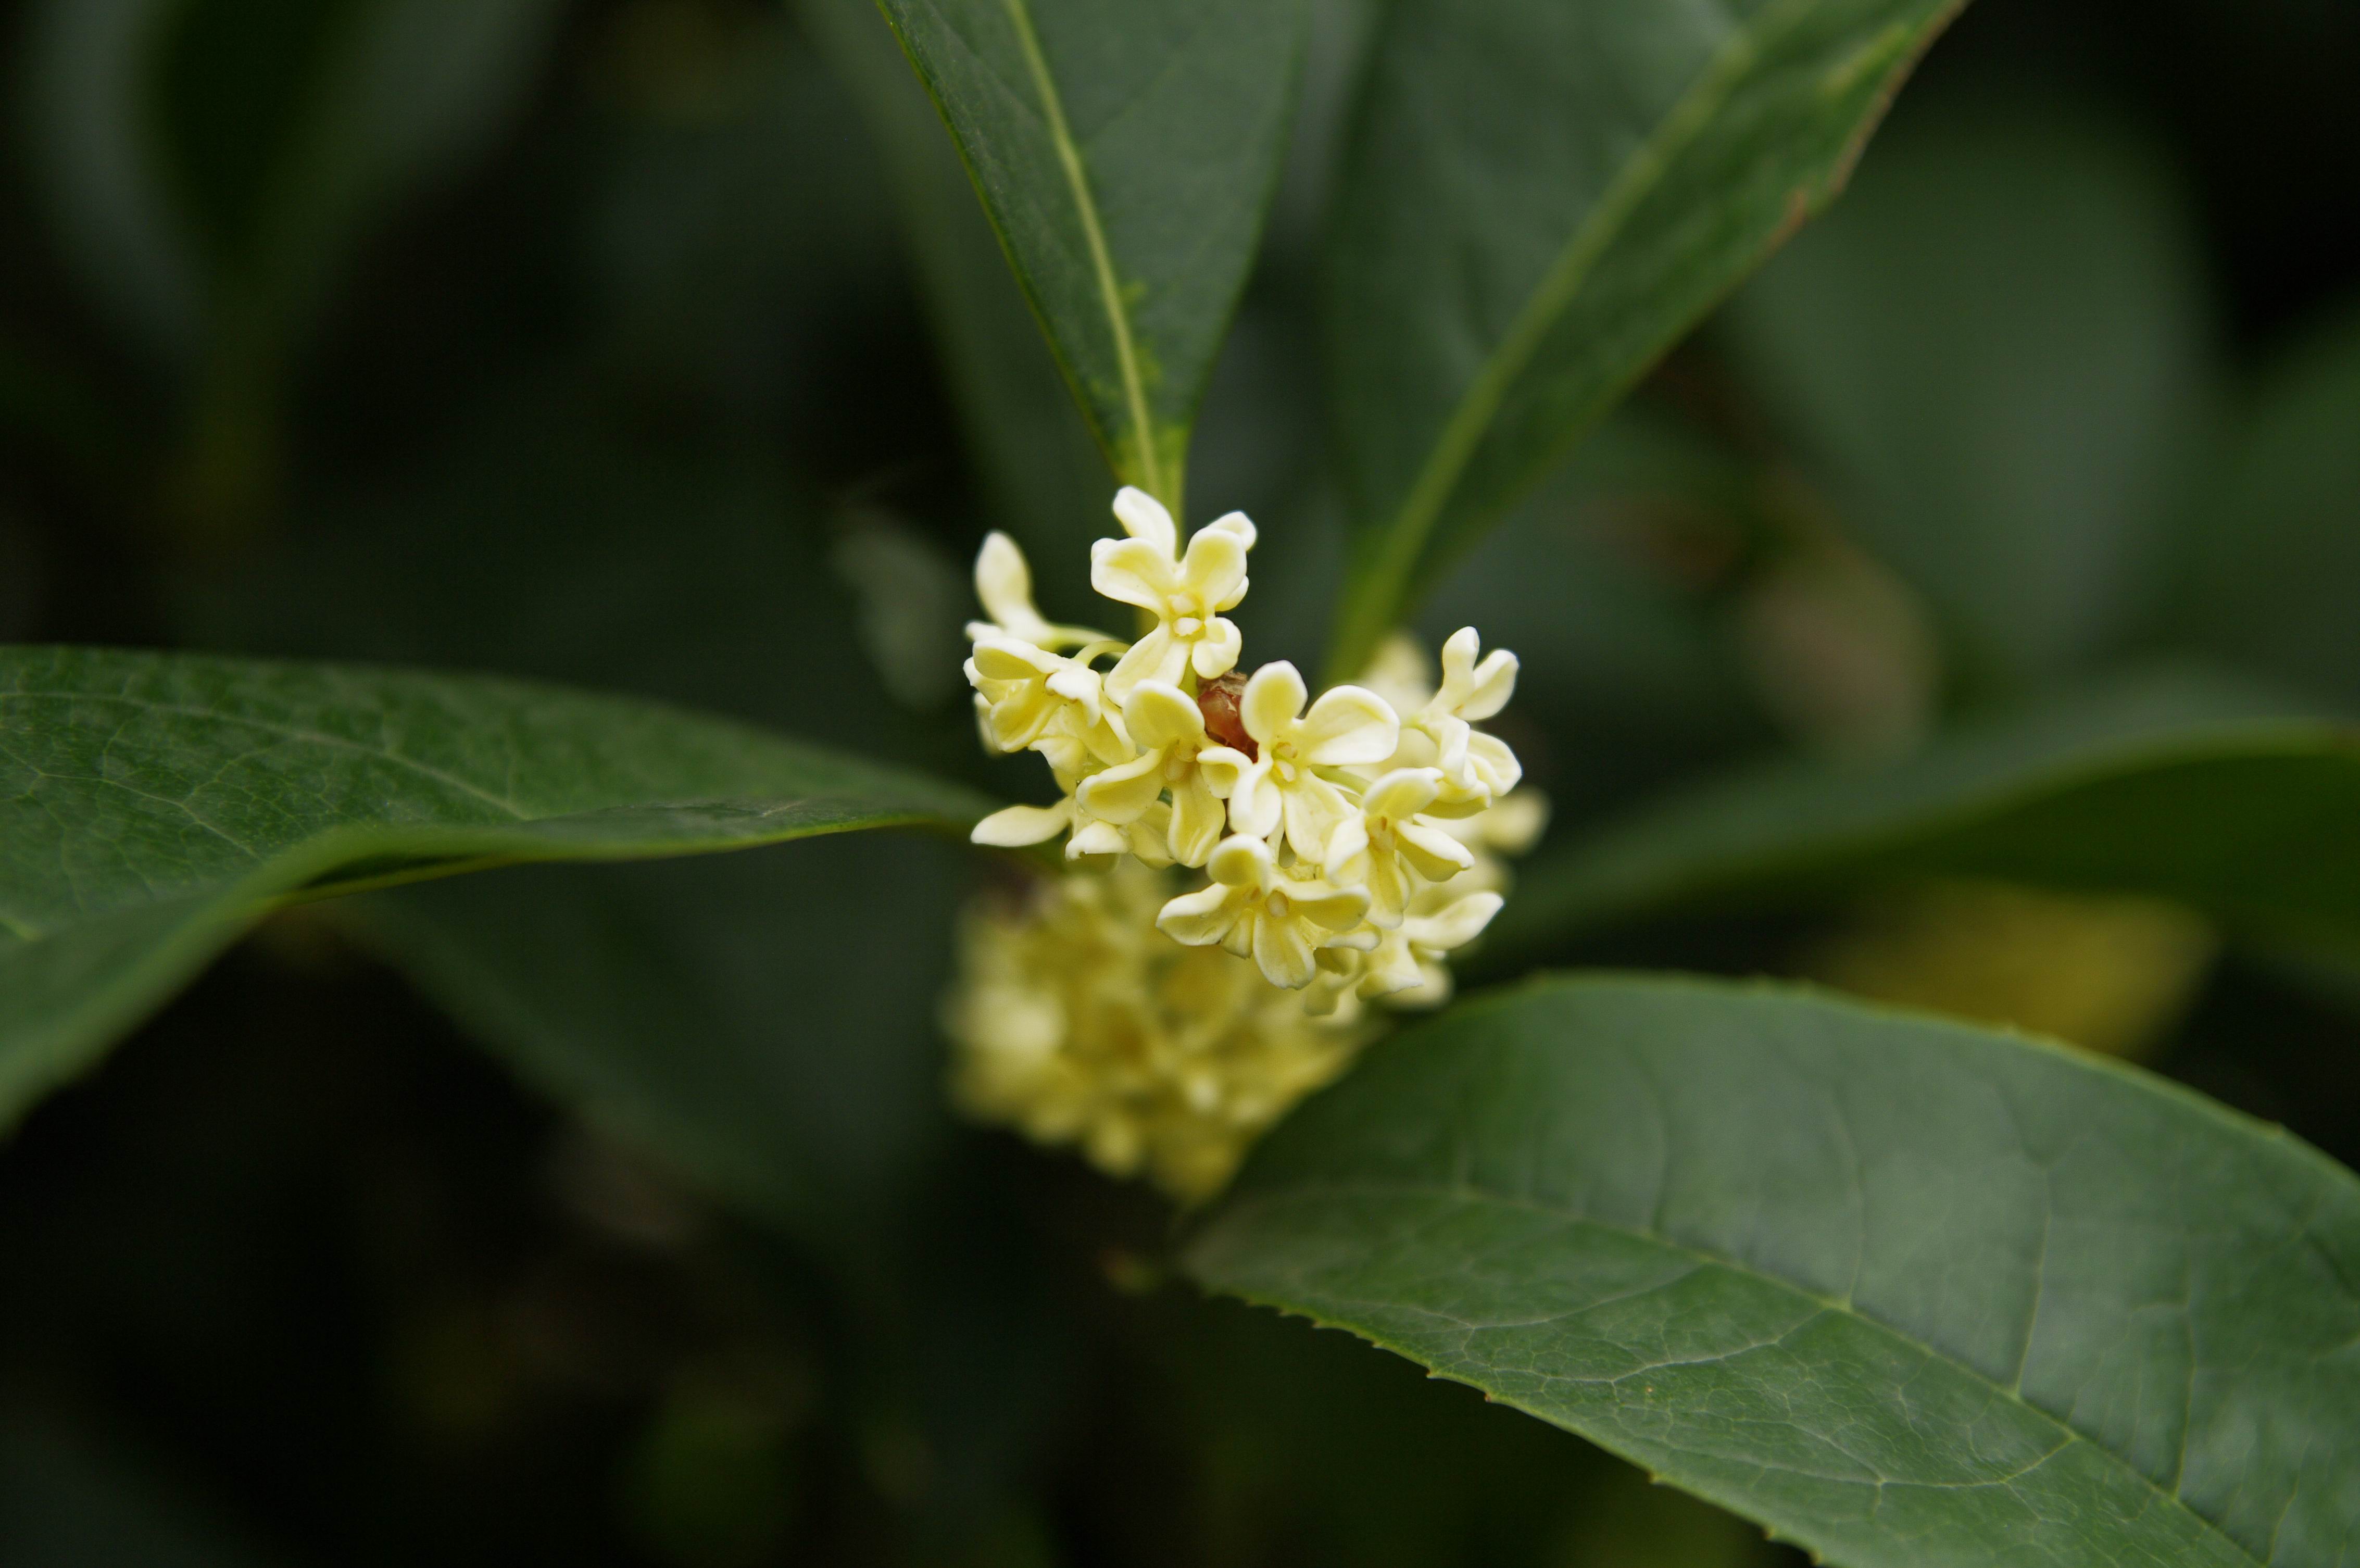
[1721,97,2210,695]
[804,0,1108,612]
[0,645,988,1127]
[1189,973,2360,1568]
[1483,667,2360,972]
[871,0,1308,511]
[186,403,991,1240]
[24,0,561,361]
[343,838,966,1238]
[2173,302,2360,709]
[1322,0,1964,679]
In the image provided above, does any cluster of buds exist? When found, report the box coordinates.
[945,489,1541,1195]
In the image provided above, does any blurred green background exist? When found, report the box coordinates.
[1,0,2357,1563]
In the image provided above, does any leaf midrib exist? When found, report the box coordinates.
[997,0,1168,507]
[1329,0,1823,675]
[1212,1174,2264,1568]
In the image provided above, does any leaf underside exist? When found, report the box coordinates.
[1188,974,2360,1568]
[1324,0,1963,678]
[0,645,988,1125]
[1484,666,2360,970]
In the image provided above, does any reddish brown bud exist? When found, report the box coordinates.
[1197,671,1256,760]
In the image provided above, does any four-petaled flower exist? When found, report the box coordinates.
[1156,835,1372,990]
[1322,767,1474,927]
[1393,626,1521,810]
[1091,487,1254,700]
[965,636,1128,772]
[1075,681,1228,868]
[1197,661,1398,862]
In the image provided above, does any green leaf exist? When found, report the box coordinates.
[24,0,561,362]
[0,645,988,1128]
[1483,666,2360,972]
[804,0,1108,611]
[2173,302,2360,709]
[185,402,993,1239]
[1322,0,1964,680]
[1720,97,2210,695]
[342,838,967,1239]
[1188,973,2360,1568]
[871,0,1309,512]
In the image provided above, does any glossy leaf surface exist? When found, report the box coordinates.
[873,0,1307,510]
[1189,974,2360,1567]
[1323,0,1963,677]
[1484,668,2360,970]
[0,646,987,1126]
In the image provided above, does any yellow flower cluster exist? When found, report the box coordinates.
[946,488,1542,1195]
[946,862,1377,1201]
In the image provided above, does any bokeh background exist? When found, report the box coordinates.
[2,0,2358,1563]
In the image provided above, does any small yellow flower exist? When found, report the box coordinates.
[1156,834,1372,989]
[1366,628,1522,811]
[964,635,1128,765]
[1074,680,1227,868]
[1091,487,1254,699]
[965,530,1106,649]
[971,773,1174,867]
[1360,888,1504,1006]
[1322,767,1474,927]
[1196,661,1398,862]
[943,863,1376,1200]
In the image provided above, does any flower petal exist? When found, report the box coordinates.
[1157,882,1241,946]
[971,532,1055,644]
[1188,616,1242,680]
[1281,774,1356,864]
[1480,789,1550,853]
[1123,681,1206,750]
[1362,767,1442,821]
[1178,527,1248,610]
[1321,814,1371,886]
[1296,684,1400,766]
[968,638,1062,681]
[1076,748,1167,823]
[1227,764,1282,839]
[1465,730,1523,795]
[1112,485,1177,555]
[1408,890,1503,951]
[1090,535,1177,612]
[1066,818,1129,858]
[1363,851,1410,927]
[1360,932,1426,997]
[1437,628,1518,721]
[1288,879,1370,932]
[1168,775,1226,868]
[1104,626,1186,702]
[1194,746,1256,798]
[970,800,1071,847]
[1205,833,1274,891]
[1396,818,1476,881]
[1206,510,1257,550]
[1239,661,1308,743]
[1250,915,1318,990]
